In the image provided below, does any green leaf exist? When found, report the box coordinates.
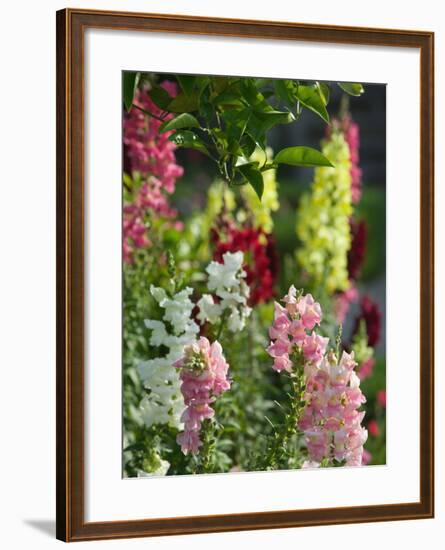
[149,86,173,110]
[240,134,257,158]
[176,75,196,96]
[213,91,244,108]
[240,79,265,107]
[262,90,275,100]
[159,113,200,133]
[318,82,330,105]
[168,130,209,156]
[274,146,333,167]
[245,116,267,148]
[237,162,264,200]
[223,108,251,152]
[167,93,199,113]
[337,82,365,96]
[123,442,145,453]
[212,76,229,94]
[274,79,296,106]
[295,84,329,123]
[195,76,210,91]
[250,110,295,135]
[123,172,133,189]
[198,86,214,121]
[212,128,228,152]
[123,72,140,112]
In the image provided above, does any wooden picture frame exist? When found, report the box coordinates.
[56,7,434,542]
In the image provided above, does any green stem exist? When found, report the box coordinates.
[247,312,255,374]
[336,323,343,358]
[197,420,216,474]
[201,127,224,167]
[261,364,306,470]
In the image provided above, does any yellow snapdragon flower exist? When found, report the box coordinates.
[206,181,236,221]
[240,147,279,233]
[296,131,352,295]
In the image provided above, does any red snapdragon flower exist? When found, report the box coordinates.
[348,218,367,280]
[367,419,380,438]
[353,295,381,348]
[377,390,386,408]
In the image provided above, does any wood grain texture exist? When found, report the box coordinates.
[56,8,69,542]
[56,8,434,542]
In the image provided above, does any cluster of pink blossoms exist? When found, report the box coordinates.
[266,286,368,467]
[266,286,327,374]
[299,350,368,466]
[123,206,151,264]
[123,81,184,263]
[174,337,231,455]
[123,81,183,183]
[334,285,359,324]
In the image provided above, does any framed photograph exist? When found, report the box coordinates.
[56,8,434,542]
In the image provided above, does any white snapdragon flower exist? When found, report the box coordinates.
[144,320,168,346]
[150,285,167,304]
[138,356,184,428]
[227,304,252,332]
[157,287,196,335]
[138,356,177,384]
[227,308,243,332]
[198,251,251,333]
[206,251,245,294]
[217,288,244,306]
[196,294,222,324]
[140,394,172,427]
[138,286,200,429]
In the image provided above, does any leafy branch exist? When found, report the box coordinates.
[123,72,364,200]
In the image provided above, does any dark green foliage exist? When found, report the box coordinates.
[129,75,364,199]
[123,71,140,111]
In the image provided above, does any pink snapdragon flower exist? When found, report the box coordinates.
[269,310,291,340]
[175,337,230,455]
[367,419,379,437]
[341,115,362,204]
[123,82,184,263]
[297,293,323,330]
[362,448,372,465]
[358,356,376,380]
[176,430,202,455]
[267,338,291,359]
[327,114,362,204]
[377,389,386,408]
[302,333,329,365]
[300,351,367,466]
[334,284,359,324]
[282,285,298,315]
[266,287,324,374]
[123,213,151,264]
[305,430,330,462]
[272,355,293,373]
[267,286,368,467]
[124,82,183,180]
